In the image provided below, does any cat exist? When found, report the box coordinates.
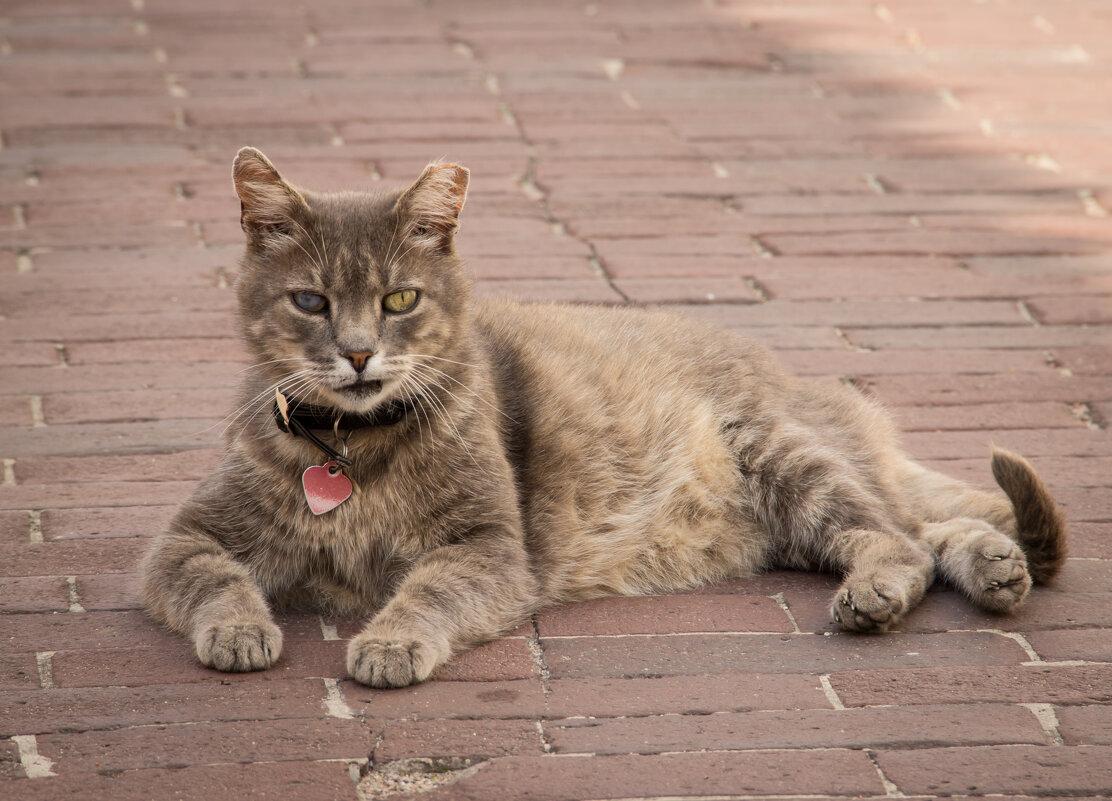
[141,147,1066,688]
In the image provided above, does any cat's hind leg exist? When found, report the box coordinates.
[922,518,1031,612]
[829,528,935,633]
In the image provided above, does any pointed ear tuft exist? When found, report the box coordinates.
[394,163,470,247]
[232,147,308,243]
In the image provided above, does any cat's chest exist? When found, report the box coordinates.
[244,469,433,600]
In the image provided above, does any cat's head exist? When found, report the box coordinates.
[232,147,472,415]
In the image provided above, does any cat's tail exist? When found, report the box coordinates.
[991,446,1067,584]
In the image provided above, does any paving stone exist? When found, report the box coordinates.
[875,745,1112,797]
[0,678,334,736]
[541,631,1029,680]
[830,664,1112,707]
[1056,704,1112,746]
[0,760,360,801]
[547,703,1047,755]
[535,593,792,637]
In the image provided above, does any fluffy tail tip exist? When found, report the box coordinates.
[991,446,1067,584]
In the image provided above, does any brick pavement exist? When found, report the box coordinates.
[1,0,1110,798]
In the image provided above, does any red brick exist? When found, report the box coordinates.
[408,750,884,800]
[42,388,236,425]
[0,653,39,690]
[37,716,369,775]
[50,638,346,689]
[779,347,1050,377]
[1055,347,1112,376]
[0,739,23,781]
[967,254,1112,277]
[346,679,545,721]
[376,719,542,762]
[0,538,148,578]
[0,761,359,801]
[612,277,761,304]
[1026,629,1112,663]
[0,577,69,613]
[467,256,596,281]
[1,363,237,395]
[0,420,221,458]
[0,396,32,428]
[545,672,830,718]
[901,428,1109,461]
[892,401,1080,432]
[40,507,173,540]
[861,373,1112,407]
[473,279,623,305]
[0,223,196,251]
[0,343,60,367]
[541,631,1028,680]
[848,325,1112,350]
[72,572,142,611]
[1071,522,1112,560]
[1057,705,1112,746]
[0,678,334,736]
[758,262,1112,301]
[875,745,1112,797]
[13,450,221,484]
[0,611,169,654]
[761,229,1105,258]
[0,311,236,343]
[431,638,537,683]
[536,593,792,637]
[0,481,193,511]
[830,664,1112,707]
[5,285,232,318]
[547,703,1046,755]
[726,299,1025,328]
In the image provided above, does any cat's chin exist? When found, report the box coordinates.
[325,379,390,414]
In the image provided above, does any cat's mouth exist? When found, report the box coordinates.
[336,378,384,397]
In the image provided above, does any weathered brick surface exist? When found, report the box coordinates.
[875,745,1112,797]
[831,664,1112,707]
[542,631,1029,680]
[2,0,1110,798]
[0,760,360,801]
[547,703,1047,755]
[535,592,792,636]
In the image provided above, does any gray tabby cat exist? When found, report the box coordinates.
[141,148,1066,687]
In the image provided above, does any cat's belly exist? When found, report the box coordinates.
[524,402,770,602]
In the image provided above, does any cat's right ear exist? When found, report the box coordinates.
[232,147,308,245]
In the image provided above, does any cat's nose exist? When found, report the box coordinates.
[343,351,374,373]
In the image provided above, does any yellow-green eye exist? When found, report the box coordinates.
[383,289,419,314]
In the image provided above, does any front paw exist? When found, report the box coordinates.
[346,631,446,688]
[195,619,283,672]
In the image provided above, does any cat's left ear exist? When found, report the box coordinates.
[394,163,470,248]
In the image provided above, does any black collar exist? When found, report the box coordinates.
[273,397,413,467]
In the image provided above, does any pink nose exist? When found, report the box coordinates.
[344,351,373,372]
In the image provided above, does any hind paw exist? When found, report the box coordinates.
[965,533,1032,612]
[832,579,906,633]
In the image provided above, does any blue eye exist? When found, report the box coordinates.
[292,291,328,313]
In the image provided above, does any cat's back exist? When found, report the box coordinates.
[474,299,783,400]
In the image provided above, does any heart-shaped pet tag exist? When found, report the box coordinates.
[302,461,353,515]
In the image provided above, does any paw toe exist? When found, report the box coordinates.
[348,636,433,688]
[832,583,902,633]
[197,621,282,672]
[970,538,1032,611]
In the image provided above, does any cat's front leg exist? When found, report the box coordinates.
[347,533,537,687]
[143,526,282,673]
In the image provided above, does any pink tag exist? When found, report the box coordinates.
[302,461,353,515]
